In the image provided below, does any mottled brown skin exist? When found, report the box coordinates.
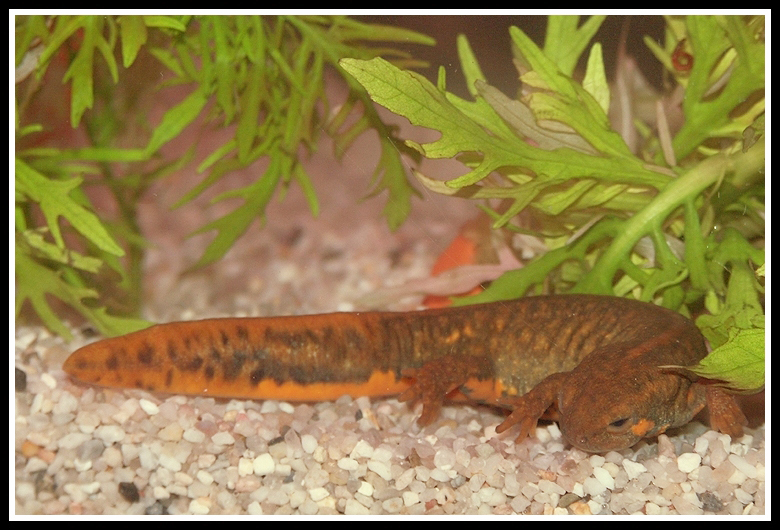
[63,295,746,452]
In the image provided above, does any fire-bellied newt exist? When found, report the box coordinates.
[63,294,746,452]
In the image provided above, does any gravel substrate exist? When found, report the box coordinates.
[14,98,765,516]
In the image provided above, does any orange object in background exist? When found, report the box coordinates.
[422,216,494,308]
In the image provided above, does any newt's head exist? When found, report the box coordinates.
[556,342,707,452]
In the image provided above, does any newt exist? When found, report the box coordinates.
[63,294,747,452]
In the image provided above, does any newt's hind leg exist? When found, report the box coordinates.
[398,354,493,426]
[705,386,747,437]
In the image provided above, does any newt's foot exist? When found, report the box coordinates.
[398,354,488,426]
[398,364,461,426]
[494,372,568,442]
[705,386,748,438]
[495,405,539,442]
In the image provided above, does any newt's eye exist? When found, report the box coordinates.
[607,417,632,433]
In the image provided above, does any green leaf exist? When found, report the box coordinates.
[144,88,208,156]
[340,56,666,197]
[53,147,148,162]
[197,139,237,173]
[211,16,236,124]
[148,47,185,78]
[686,328,764,393]
[582,43,610,114]
[94,26,119,84]
[119,15,147,68]
[456,34,487,98]
[672,16,765,159]
[365,135,420,230]
[142,15,187,32]
[542,15,607,76]
[236,65,262,164]
[61,20,95,127]
[15,251,91,340]
[191,166,282,269]
[15,158,124,256]
[37,15,85,75]
[15,249,150,339]
[20,229,103,273]
[477,80,597,154]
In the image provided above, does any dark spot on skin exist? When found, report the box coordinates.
[185,357,204,372]
[183,336,193,350]
[304,329,320,346]
[344,329,365,350]
[288,364,310,384]
[251,349,269,363]
[249,368,264,385]
[204,365,215,381]
[165,369,173,388]
[287,333,305,350]
[223,352,247,380]
[137,342,155,365]
[133,380,144,389]
[210,347,222,361]
[236,325,249,343]
[220,330,230,347]
[75,360,89,370]
[167,341,178,362]
[106,354,119,371]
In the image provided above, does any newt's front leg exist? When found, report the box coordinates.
[495,372,569,441]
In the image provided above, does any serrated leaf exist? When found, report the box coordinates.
[191,168,281,268]
[21,229,103,272]
[37,15,85,75]
[366,135,420,230]
[456,34,486,98]
[672,16,765,159]
[58,147,148,162]
[94,30,119,83]
[582,43,610,114]
[341,57,500,160]
[477,80,597,154]
[293,164,320,218]
[144,88,208,155]
[15,247,150,339]
[212,17,236,124]
[16,251,90,339]
[119,15,147,68]
[236,66,262,164]
[197,139,237,173]
[62,22,95,127]
[15,158,124,256]
[542,15,607,76]
[324,16,435,46]
[142,15,187,32]
[686,328,764,392]
[342,57,666,192]
[148,47,184,78]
